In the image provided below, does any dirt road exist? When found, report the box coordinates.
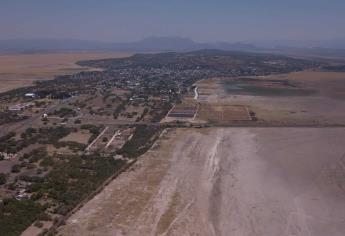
[59,128,345,236]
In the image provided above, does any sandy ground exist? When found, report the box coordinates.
[0,52,131,93]
[59,127,345,236]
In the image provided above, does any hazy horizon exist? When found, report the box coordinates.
[1,0,345,43]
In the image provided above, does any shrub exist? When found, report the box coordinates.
[0,198,44,236]
[0,173,6,185]
[11,164,21,173]
[74,119,81,124]
[34,221,43,228]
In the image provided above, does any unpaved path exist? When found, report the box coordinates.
[59,128,345,236]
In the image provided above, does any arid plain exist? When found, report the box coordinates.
[59,70,345,236]
[59,127,345,236]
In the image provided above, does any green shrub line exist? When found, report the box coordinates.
[44,126,165,235]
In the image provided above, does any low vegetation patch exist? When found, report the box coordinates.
[0,198,45,236]
[0,111,28,125]
[51,107,77,118]
[117,125,162,158]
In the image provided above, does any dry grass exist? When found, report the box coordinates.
[0,52,132,93]
[256,70,345,99]
[156,192,180,235]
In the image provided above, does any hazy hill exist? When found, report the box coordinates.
[0,37,344,59]
[0,37,257,53]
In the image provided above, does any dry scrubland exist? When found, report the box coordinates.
[59,70,345,236]
[0,52,131,93]
[3,50,342,235]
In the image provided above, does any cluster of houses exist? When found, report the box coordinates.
[7,93,36,111]
[14,181,31,200]
[0,152,17,160]
[8,102,34,111]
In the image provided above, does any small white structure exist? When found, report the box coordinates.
[0,152,17,160]
[8,105,22,111]
[25,93,36,98]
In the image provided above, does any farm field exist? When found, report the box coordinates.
[168,104,198,118]
[0,52,131,93]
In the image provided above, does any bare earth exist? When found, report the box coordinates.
[60,130,91,145]
[0,52,131,93]
[59,127,345,236]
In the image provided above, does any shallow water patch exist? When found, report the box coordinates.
[222,78,316,96]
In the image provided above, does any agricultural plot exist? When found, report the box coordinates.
[104,128,134,152]
[167,104,198,118]
[197,104,252,123]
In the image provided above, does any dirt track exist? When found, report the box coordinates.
[59,128,345,236]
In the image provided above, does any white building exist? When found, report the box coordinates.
[25,93,36,98]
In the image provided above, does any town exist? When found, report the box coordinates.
[0,50,323,235]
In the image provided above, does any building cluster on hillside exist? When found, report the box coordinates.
[8,102,34,111]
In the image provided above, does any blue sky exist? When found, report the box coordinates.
[1,0,344,42]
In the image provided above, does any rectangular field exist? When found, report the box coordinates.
[197,104,251,123]
[168,105,198,118]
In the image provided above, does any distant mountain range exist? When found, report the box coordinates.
[246,38,345,50]
[0,36,345,59]
[0,36,258,52]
